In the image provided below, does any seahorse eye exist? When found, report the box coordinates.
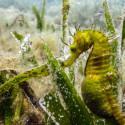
[70,47,77,52]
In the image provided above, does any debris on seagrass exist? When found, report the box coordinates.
[39,92,71,125]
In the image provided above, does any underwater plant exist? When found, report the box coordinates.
[12,31,38,67]
[122,16,125,53]
[62,0,70,45]
[32,0,46,31]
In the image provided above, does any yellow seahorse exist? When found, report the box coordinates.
[62,30,125,125]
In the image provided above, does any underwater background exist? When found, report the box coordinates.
[0,0,125,125]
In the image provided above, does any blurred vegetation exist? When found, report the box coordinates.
[32,0,46,31]
[122,16,125,53]
[12,31,38,67]
[103,0,117,67]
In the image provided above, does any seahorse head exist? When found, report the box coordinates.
[70,30,93,55]
[62,30,93,67]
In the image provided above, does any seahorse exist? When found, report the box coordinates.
[62,30,125,125]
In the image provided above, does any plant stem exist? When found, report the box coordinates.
[62,0,70,44]
[103,0,117,67]
[12,86,23,125]
[44,44,94,125]
[0,65,49,96]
